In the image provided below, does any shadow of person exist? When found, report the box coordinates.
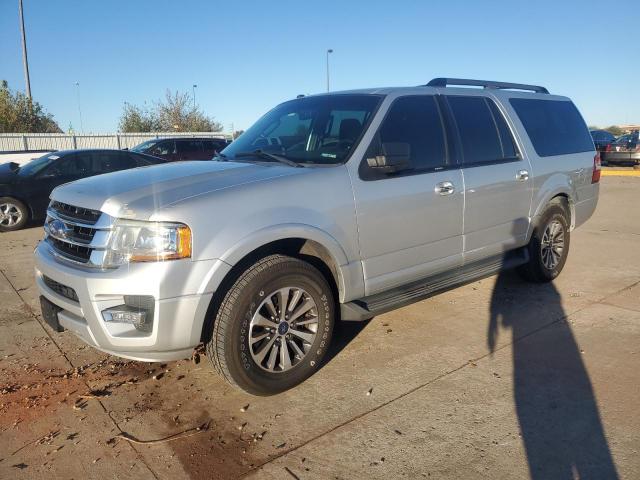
[488,270,618,479]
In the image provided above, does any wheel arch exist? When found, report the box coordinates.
[198,227,363,343]
[530,177,575,233]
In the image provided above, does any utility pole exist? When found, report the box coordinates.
[75,82,84,133]
[326,49,333,92]
[18,0,32,100]
[192,84,197,109]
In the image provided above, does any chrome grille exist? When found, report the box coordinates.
[50,201,101,225]
[46,236,93,263]
[44,201,112,268]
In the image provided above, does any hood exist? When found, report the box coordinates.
[0,162,19,185]
[50,160,306,220]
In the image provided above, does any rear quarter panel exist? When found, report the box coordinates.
[493,92,598,233]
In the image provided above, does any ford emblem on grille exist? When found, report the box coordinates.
[49,219,73,240]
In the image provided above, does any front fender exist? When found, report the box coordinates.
[199,223,365,303]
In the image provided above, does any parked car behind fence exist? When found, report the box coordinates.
[0,149,165,231]
[130,137,230,161]
[589,129,616,153]
[601,131,640,166]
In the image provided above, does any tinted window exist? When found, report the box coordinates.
[93,152,136,173]
[510,98,593,157]
[148,140,175,156]
[52,153,92,176]
[590,130,613,142]
[487,100,518,158]
[375,95,447,172]
[202,140,227,152]
[613,134,632,145]
[177,140,204,153]
[448,96,508,165]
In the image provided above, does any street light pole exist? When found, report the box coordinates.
[75,82,84,134]
[18,0,32,100]
[326,49,333,92]
[192,84,197,110]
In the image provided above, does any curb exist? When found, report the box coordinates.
[601,170,640,177]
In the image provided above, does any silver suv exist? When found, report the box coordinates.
[35,78,600,394]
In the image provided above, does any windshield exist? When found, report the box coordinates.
[222,94,381,165]
[613,134,632,144]
[131,140,158,153]
[18,153,61,176]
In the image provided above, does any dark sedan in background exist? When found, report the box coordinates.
[0,149,165,231]
[590,129,616,153]
[130,137,230,161]
[601,131,640,166]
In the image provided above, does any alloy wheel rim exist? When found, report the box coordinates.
[249,286,319,373]
[0,203,23,227]
[541,220,565,270]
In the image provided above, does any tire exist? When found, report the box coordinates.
[0,197,29,232]
[206,254,335,395]
[518,199,570,283]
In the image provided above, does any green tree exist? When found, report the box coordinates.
[119,90,223,132]
[0,80,62,133]
[604,125,624,136]
[118,102,159,132]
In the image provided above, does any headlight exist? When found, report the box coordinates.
[103,220,192,267]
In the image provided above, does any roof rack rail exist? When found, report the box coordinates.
[424,78,549,94]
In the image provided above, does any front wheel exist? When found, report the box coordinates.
[518,200,570,283]
[206,254,335,395]
[0,197,29,232]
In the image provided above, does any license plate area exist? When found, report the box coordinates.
[40,296,64,332]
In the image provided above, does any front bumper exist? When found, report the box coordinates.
[34,241,225,362]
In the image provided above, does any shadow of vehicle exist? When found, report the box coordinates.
[488,270,618,479]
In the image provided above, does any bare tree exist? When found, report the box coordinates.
[119,89,223,132]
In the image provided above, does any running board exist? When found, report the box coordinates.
[340,248,529,321]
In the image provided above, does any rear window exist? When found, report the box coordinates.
[509,98,593,157]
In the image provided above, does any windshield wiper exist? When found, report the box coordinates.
[214,152,229,161]
[234,150,302,168]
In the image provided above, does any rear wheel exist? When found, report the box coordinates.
[518,199,570,283]
[206,254,335,395]
[0,197,28,232]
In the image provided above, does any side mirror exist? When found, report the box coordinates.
[367,142,411,173]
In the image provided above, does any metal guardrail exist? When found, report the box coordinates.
[0,132,230,152]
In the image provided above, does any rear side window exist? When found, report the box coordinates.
[149,140,175,156]
[447,96,517,165]
[93,152,135,173]
[177,140,204,153]
[376,95,447,172]
[509,98,593,157]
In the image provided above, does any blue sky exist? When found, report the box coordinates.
[1,0,637,133]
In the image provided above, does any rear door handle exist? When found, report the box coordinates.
[435,181,455,195]
[516,169,530,181]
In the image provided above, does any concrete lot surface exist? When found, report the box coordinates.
[1,176,639,479]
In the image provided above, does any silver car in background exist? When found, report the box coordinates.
[35,78,600,394]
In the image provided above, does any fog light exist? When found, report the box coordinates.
[101,295,154,332]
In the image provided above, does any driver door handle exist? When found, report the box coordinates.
[435,181,455,196]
